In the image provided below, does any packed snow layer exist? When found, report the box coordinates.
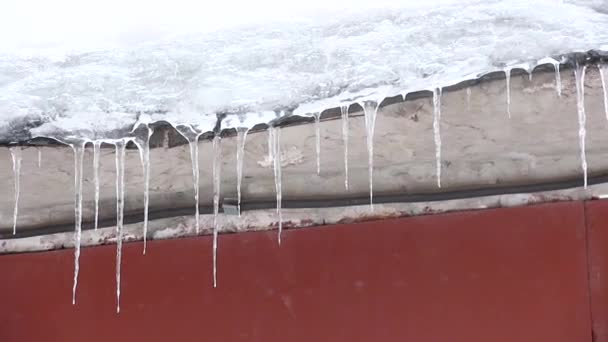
[0,0,607,141]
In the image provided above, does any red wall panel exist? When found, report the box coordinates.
[586,200,608,342]
[0,201,592,342]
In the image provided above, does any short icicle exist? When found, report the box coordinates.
[236,128,249,216]
[361,100,380,210]
[212,134,222,288]
[554,61,562,97]
[9,146,22,235]
[93,141,101,231]
[115,141,127,313]
[180,130,202,234]
[314,112,321,175]
[340,105,350,190]
[37,147,41,168]
[466,87,471,112]
[574,64,588,188]
[136,126,154,254]
[72,142,85,305]
[433,88,443,188]
[504,67,512,118]
[600,64,608,120]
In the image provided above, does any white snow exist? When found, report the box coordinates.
[0,0,607,140]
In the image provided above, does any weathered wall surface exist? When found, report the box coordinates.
[0,200,594,342]
[0,65,606,235]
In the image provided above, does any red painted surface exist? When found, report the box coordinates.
[0,201,593,342]
[586,200,608,342]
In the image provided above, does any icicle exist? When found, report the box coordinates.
[135,126,153,254]
[504,67,512,118]
[554,61,562,97]
[114,141,126,314]
[177,131,203,233]
[212,135,222,288]
[9,146,22,235]
[600,64,607,121]
[466,87,471,112]
[528,69,533,82]
[236,128,249,216]
[37,147,41,168]
[269,126,283,244]
[340,105,350,190]
[71,142,85,305]
[189,136,202,233]
[93,141,101,231]
[574,64,588,189]
[176,126,203,234]
[361,101,380,210]
[433,88,443,188]
[314,113,321,175]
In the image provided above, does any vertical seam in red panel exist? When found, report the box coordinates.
[584,200,596,342]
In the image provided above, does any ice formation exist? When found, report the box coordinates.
[93,141,101,230]
[212,135,222,287]
[340,105,350,190]
[600,64,608,120]
[9,146,21,235]
[114,141,127,313]
[314,113,321,175]
[574,64,588,188]
[360,100,381,210]
[175,126,203,233]
[134,125,154,254]
[0,0,607,312]
[72,142,85,305]
[504,68,512,118]
[236,128,249,216]
[433,88,443,188]
[268,126,283,244]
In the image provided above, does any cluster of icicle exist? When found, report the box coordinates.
[6,60,608,314]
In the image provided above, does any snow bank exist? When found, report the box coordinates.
[0,0,607,141]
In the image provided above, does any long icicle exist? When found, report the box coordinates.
[187,133,202,233]
[37,147,42,168]
[340,105,350,190]
[505,67,512,118]
[600,64,607,121]
[276,128,283,245]
[466,87,471,112]
[269,126,283,244]
[433,88,443,188]
[72,142,85,305]
[236,128,249,216]
[9,146,22,235]
[93,141,101,231]
[115,141,126,313]
[574,64,588,188]
[361,101,380,210]
[314,112,321,175]
[137,126,153,254]
[212,134,222,288]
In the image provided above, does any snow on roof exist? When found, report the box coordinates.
[0,0,607,141]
